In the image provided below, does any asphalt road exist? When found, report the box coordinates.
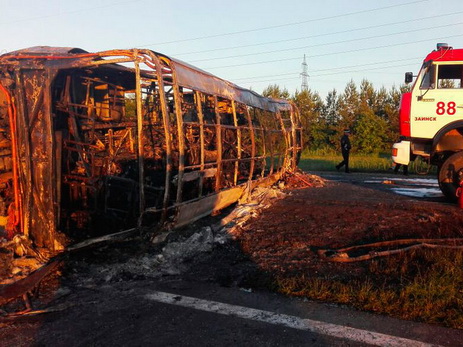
[2,279,462,346]
[313,171,447,203]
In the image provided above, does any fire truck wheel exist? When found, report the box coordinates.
[438,151,463,202]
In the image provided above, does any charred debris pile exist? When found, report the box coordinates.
[0,172,324,315]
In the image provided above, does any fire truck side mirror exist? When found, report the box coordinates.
[405,72,414,84]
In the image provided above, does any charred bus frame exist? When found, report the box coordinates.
[0,47,302,250]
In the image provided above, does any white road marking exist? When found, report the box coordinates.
[391,187,443,198]
[145,291,440,347]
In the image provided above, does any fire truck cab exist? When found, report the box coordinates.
[392,43,463,201]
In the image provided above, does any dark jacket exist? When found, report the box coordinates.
[341,134,351,152]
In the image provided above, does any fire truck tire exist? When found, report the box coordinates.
[438,151,463,202]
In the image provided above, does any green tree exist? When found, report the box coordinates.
[373,87,388,119]
[338,80,359,130]
[322,89,340,125]
[292,89,325,149]
[353,111,389,153]
[359,79,376,113]
[262,84,290,99]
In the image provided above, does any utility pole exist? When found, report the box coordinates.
[301,54,309,91]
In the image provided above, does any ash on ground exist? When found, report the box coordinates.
[62,182,291,290]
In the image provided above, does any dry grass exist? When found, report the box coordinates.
[273,249,463,328]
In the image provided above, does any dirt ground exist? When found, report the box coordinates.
[2,171,463,344]
[237,173,463,283]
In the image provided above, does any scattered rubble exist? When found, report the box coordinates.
[1,172,317,314]
[0,172,323,287]
[0,235,48,285]
[283,170,326,189]
[71,183,290,283]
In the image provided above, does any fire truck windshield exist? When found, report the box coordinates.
[420,63,436,89]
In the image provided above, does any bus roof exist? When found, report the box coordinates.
[0,46,293,113]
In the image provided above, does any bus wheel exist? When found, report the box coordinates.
[438,151,463,202]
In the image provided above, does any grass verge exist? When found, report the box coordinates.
[299,149,436,174]
[273,249,463,329]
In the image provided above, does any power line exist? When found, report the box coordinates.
[203,34,463,70]
[190,21,463,63]
[137,0,429,47]
[243,64,416,84]
[240,62,414,86]
[313,64,412,77]
[175,11,463,56]
[232,57,420,82]
[234,71,300,81]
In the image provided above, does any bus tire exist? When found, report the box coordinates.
[438,151,463,202]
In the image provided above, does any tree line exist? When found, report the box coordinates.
[262,80,411,154]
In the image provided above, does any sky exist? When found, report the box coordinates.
[1,0,463,99]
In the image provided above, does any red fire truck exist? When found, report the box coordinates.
[392,43,463,201]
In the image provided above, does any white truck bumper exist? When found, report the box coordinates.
[392,140,410,165]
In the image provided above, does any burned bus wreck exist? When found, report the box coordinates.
[0,47,302,251]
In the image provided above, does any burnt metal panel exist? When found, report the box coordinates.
[14,68,58,249]
[174,186,245,229]
[164,55,288,112]
[1,46,89,56]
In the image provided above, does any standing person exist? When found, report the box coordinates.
[394,163,408,175]
[335,129,351,173]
